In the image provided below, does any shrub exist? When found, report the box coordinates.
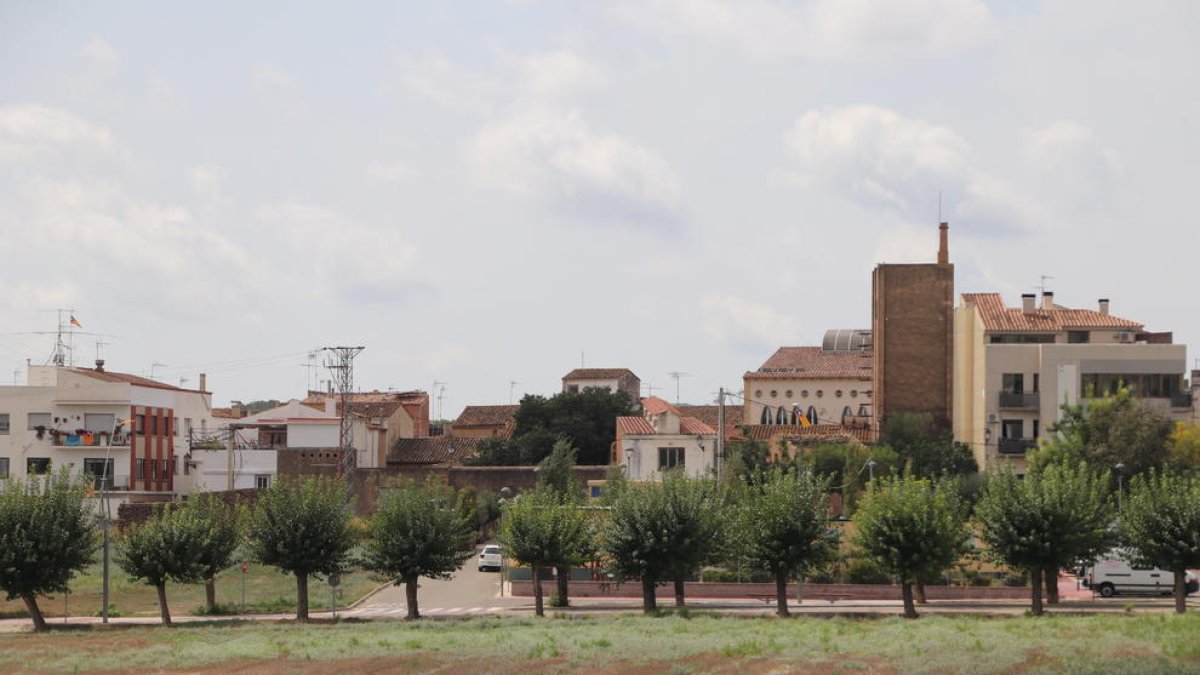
[845,558,891,585]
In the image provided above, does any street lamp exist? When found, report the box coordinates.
[1115,463,1126,514]
[866,458,877,483]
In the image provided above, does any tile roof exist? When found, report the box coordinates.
[961,293,1144,332]
[616,416,656,435]
[387,435,484,465]
[680,404,746,441]
[679,417,717,435]
[740,424,871,444]
[563,368,638,380]
[744,347,873,380]
[454,405,520,428]
[641,396,678,416]
[301,390,428,420]
[69,368,202,393]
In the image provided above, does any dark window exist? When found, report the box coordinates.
[658,446,685,470]
[842,406,853,424]
[1068,331,1090,344]
[27,412,51,430]
[0,413,9,435]
[807,406,819,425]
[775,407,787,424]
[760,406,771,424]
[149,415,158,436]
[1002,373,1024,394]
[135,415,145,434]
[83,458,114,489]
[150,460,158,481]
[136,458,145,480]
[566,385,579,394]
[27,457,51,475]
[990,334,1055,344]
[255,474,271,489]
[1002,419,1024,439]
[1033,373,1040,393]
[1033,419,1040,439]
[0,457,8,478]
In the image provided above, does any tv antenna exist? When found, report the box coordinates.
[509,381,520,404]
[667,371,691,403]
[1035,274,1055,295]
[432,380,447,420]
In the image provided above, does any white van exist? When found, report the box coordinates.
[1084,551,1199,597]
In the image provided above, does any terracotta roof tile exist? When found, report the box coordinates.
[679,417,716,435]
[616,416,656,435]
[740,424,871,443]
[387,435,484,465]
[961,293,1144,332]
[744,347,873,381]
[563,368,638,380]
[641,396,678,415]
[454,405,520,428]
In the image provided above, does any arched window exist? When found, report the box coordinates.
[807,406,819,426]
[776,406,787,424]
[761,406,771,424]
[790,409,798,425]
[842,406,852,425]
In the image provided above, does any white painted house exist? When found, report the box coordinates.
[614,397,717,480]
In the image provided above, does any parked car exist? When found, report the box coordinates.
[478,544,503,572]
[1083,551,1199,597]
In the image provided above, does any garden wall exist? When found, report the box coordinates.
[510,580,1030,601]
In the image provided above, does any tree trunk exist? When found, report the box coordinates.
[532,565,545,617]
[642,578,657,614]
[1030,567,1044,616]
[674,576,686,607]
[901,582,918,619]
[204,574,217,612]
[156,583,173,626]
[555,565,570,607]
[1174,569,1187,614]
[775,573,789,618]
[295,572,309,622]
[1044,568,1060,605]
[404,574,420,620]
[21,593,47,632]
[914,579,927,605]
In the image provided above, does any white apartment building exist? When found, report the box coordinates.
[614,397,718,480]
[0,363,218,507]
[954,292,1192,472]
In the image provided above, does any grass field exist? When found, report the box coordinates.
[5,612,1200,673]
[0,560,381,619]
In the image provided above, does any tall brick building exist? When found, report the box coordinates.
[871,223,955,436]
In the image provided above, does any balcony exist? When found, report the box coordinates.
[998,438,1038,455]
[89,474,131,491]
[50,432,130,448]
[1171,392,1194,408]
[998,392,1040,409]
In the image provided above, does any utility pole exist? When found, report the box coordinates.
[667,371,691,403]
[324,346,365,501]
[716,387,725,482]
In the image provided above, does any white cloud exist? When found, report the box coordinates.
[516,49,605,96]
[80,36,120,73]
[0,104,114,160]
[384,52,496,110]
[189,164,226,203]
[784,105,1031,234]
[471,106,681,226]
[252,63,308,120]
[0,282,83,315]
[1021,120,1124,212]
[701,294,802,350]
[610,0,993,63]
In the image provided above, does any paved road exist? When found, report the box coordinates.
[345,556,527,618]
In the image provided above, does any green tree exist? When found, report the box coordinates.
[880,412,977,477]
[475,389,637,466]
[602,481,679,614]
[1167,422,1200,473]
[362,481,473,619]
[974,463,1114,615]
[536,438,585,604]
[187,492,244,613]
[0,470,97,631]
[1121,470,1200,613]
[853,475,970,619]
[1037,387,1173,478]
[735,467,838,617]
[660,475,724,608]
[501,489,592,616]
[247,478,356,621]
[117,505,207,625]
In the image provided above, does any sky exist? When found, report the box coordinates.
[1,0,1197,417]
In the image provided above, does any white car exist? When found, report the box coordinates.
[478,544,503,572]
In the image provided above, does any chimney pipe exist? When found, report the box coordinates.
[1098,298,1110,316]
[199,373,207,392]
[94,359,105,372]
[1022,294,1036,313]
[1041,291,1054,310]
[937,222,949,265]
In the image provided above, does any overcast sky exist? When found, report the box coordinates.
[2,1,1197,416]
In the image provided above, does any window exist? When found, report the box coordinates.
[27,412,51,430]
[776,407,787,424]
[1032,373,1040,394]
[785,390,793,398]
[255,474,271,489]
[27,458,50,475]
[0,458,8,478]
[84,413,114,433]
[835,390,843,398]
[1002,419,1024,440]
[816,390,824,398]
[135,458,145,480]
[135,415,146,434]
[754,390,763,398]
[83,458,114,489]
[1033,419,1040,439]
[1002,373,1024,394]
[184,418,192,438]
[850,390,858,398]
[567,385,579,394]
[760,407,771,424]
[149,415,158,436]
[150,460,158,481]
[801,390,808,398]
[990,334,1055,344]
[770,390,778,398]
[842,406,853,424]
[1067,331,1090,344]
[0,413,8,434]
[806,406,819,425]
[658,447,685,470]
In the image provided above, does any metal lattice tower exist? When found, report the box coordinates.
[323,346,364,497]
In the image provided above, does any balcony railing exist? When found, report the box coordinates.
[90,474,131,491]
[998,392,1040,409]
[51,433,130,448]
[998,438,1038,455]
[1171,392,1194,408]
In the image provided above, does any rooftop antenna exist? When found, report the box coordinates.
[299,351,319,391]
[94,338,109,364]
[432,380,447,420]
[179,376,188,388]
[48,308,79,366]
[667,371,691,403]
[581,351,585,367]
[1035,274,1055,296]
[150,361,167,380]
[509,381,520,404]
[644,382,657,397]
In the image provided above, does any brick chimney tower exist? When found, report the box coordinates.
[937,221,950,265]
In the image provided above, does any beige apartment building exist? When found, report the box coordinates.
[954,292,1192,472]
[743,332,873,429]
